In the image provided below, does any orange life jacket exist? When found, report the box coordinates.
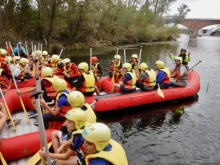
[123,72,136,89]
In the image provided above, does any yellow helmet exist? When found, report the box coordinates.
[78,62,88,72]
[114,55,121,60]
[62,58,71,65]
[122,63,132,72]
[42,67,53,77]
[65,108,87,129]
[13,56,21,63]
[0,49,7,55]
[175,57,183,63]
[52,55,60,62]
[5,56,12,64]
[42,51,48,56]
[139,63,148,71]
[155,61,165,69]
[20,58,29,66]
[82,123,111,151]
[52,79,67,92]
[67,91,85,107]
[131,54,138,59]
[36,50,42,58]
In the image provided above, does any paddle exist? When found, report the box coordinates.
[138,45,142,67]
[0,87,17,131]
[90,46,92,70]
[26,142,52,165]
[31,42,33,52]
[111,46,119,84]
[157,84,164,98]
[189,60,202,71]
[8,43,30,124]
[0,152,7,165]
[58,48,63,58]
[123,47,126,63]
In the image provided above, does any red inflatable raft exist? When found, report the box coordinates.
[92,70,200,112]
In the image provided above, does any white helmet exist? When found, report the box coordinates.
[114,55,121,60]
[131,54,138,59]
[42,51,48,56]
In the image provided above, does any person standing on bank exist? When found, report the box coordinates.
[170,57,188,87]
[13,42,28,58]
[167,48,191,66]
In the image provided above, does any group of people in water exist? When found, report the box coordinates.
[0,41,191,164]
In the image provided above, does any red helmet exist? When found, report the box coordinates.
[91,56,98,63]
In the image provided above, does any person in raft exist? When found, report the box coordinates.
[110,63,136,93]
[129,54,138,70]
[13,41,28,58]
[170,57,188,87]
[56,58,80,86]
[39,108,87,165]
[136,62,156,91]
[37,79,72,128]
[72,62,100,96]
[91,56,102,91]
[12,57,32,83]
[109,55,122,84]
[155,60,171,89]
[67,91,97,124]
[167,48,191,66]
[82,122,129,165]
[17,67,59,118]
[0,103,21,128]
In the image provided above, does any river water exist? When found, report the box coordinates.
[69,34,220,165]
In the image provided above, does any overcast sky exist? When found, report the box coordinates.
[169,0,220,18]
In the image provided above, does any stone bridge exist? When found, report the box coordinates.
[165,18,220,35]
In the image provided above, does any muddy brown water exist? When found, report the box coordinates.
[67,34,220,165]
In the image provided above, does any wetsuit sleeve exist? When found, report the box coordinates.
[54,68,64,75]
[57,95,67,108]
[73,75,85,88]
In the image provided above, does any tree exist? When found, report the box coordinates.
[175,3,190,25]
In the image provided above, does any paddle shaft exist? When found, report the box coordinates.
[59,48,63,57]
[0,87,16,131]
[138,46,142,67]
[116,46,119,55]
[124,48,126,63]
[90,46,92,70]
[8,43,30,124]
[34,59,52,165]
[189,60,202,71]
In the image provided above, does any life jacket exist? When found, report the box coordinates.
[130,61,138,70]
[64,63,77,76]
[83,103,97,124]
[43,75,60,98]
[109,61,121,72]
[85,139,129,165]
[179,54,189,65]
[91,63,101,77]
[14,65,25,79]
[78,71,95,93]
[143,69,156,87]
[50,60,59,72]
[174,65,188,80]
[55,90,72,117]
[42,56,49,62]
[123,72,136,89]
[159,68,171,84]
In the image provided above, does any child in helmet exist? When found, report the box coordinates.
[129,54,138,70]
[40,79,72,129]
[17,67,59,118]
[136,63,156,91]
[72,62,100,96]
[39,108,87,165]
[110,63,136,93]
[41,50,50,65]
[167,48,191,66]
[47,54,62,72]
[91,56,102,91]
[82,122,129,165]
[109,55,122,84]
[67,91,96,124]
[155,60,171,89]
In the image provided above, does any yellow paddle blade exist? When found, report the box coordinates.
[0,152,7,165]
[26,142,52,165]
[157,84,165,98]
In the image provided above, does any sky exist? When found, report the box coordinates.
[169,0,220,19]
